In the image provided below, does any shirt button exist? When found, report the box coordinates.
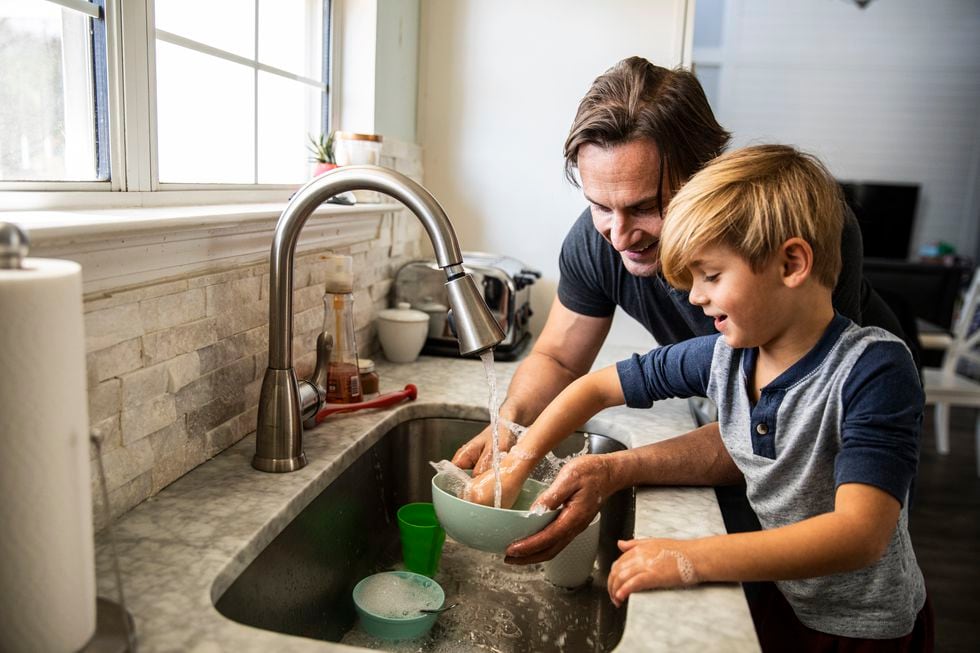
[756,423,769,435]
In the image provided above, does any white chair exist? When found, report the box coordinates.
[921,269,980,476]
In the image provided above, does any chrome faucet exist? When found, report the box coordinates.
[254,165,505,472]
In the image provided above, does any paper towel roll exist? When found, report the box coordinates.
[0,258,96,652]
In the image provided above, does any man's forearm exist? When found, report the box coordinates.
[606,423,743,488]
[500,349,586,426]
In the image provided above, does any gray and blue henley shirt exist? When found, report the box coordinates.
[616,314,926,638]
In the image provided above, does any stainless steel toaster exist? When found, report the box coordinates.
[393,252,540,360]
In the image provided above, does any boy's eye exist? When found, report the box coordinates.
[703,273,719,282]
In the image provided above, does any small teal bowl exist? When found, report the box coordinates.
[352,571,445,640]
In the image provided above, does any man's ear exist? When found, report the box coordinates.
[779,238,813,288]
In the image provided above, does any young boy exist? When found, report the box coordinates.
[466,144,931,648]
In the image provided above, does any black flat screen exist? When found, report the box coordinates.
[839,181,919,260]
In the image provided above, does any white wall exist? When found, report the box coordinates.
[336,0,378,133]
[376,0,420,142]
[418,0,690,347]
[695,0,980,261]
[336,0,420,141]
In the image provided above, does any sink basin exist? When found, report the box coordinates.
[215,417,635,651]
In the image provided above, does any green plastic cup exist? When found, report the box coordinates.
[397,502,446,577]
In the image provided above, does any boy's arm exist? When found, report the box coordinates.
[464,365,625,507]
[608,482,901,605]
[466,337,718,508]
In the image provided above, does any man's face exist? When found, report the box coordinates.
[578,139,668,278]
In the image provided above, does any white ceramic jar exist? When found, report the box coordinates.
[416,301,449,338]
[333,132,382,166]
[377,302,429,363]
[334,132,383,203]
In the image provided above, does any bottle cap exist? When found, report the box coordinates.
[357,357,375,372]
[323,255,353,293]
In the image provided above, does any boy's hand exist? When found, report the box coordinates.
[607,538,701,607]
[462,453,527,508]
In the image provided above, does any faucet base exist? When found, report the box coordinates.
[254,367,307,473]
[252,452,308,473]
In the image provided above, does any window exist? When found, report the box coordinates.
[0,0,330,192]
[0,0,107,183]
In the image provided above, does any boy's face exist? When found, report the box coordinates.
[578,139,670,278]
[687,244,789,349]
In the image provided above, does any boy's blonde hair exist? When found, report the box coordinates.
[660,144,843,291]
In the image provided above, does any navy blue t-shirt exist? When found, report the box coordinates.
[557,207,910,349]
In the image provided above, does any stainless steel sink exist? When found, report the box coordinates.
[215,417,634,651]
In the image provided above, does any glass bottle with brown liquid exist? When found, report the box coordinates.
[323,256,363,403]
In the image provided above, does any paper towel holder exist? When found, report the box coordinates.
[0,227,137,652]
[79,433,138,653]
[0,222,29,269]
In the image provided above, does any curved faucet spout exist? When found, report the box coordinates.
[269,165,467,368]
[254,165,504,473]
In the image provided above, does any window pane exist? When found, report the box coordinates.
[0,0,99,181]
[155,0,255,59]
[156,41,254,184]
[258,0,323,80]
[257,72,321,184]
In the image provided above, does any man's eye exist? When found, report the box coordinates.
[635,206,660,216]
[592,204,611,213]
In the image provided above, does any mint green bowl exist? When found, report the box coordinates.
[431,472,558,553]
[352,571,444,640]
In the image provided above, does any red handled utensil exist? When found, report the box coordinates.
[314,384,418,424]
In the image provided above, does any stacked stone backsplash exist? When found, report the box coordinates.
[86,141,427,530]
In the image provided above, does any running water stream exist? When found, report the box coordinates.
[432,351,586,508]
[479,350,503,508]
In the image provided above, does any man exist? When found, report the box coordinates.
[451,56,911,563]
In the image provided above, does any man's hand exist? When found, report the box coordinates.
[607,538,700,607]
[504,454,617,564]
[451,423,517,475]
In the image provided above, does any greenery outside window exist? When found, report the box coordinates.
[0,0,108,183]
[0,0,331,195]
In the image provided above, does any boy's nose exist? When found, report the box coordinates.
[688,282,707,306]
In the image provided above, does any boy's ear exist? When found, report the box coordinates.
[779,238,813,288]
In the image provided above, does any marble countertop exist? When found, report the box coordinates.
[95,345,760,652]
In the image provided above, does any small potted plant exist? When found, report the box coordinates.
[308,132,337,176]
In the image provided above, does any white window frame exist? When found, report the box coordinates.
[0,0,338,208]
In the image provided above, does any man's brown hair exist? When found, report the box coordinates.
[660,144,845,291]
[564,56,731,210]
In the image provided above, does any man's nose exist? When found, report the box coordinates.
[609,211,635,250]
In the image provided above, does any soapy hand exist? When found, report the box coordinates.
[451,422,518,475]
[505,454,614,565]
[607,538,701,607]
[462,452,528,509]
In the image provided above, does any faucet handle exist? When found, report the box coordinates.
[310,331,333,391]
[301,332,333,428]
